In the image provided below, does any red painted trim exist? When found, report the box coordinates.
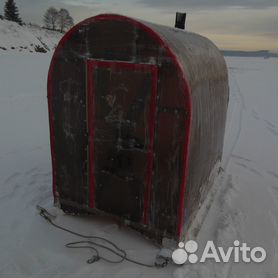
[47,13,192,240]
[86,59,158,220]
[177,81,191,240]
[143,66,158,224]
[47,60,57,202]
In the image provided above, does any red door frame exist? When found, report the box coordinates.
[86,60,158,225]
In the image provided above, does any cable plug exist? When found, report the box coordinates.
[87,256,100,264]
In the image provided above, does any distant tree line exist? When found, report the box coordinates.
[1,0,74,33]
[43,7,74,33]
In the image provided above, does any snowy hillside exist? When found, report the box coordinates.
[0,43,277,276]
[0,19,62,53]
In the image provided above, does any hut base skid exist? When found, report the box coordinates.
[47,14,229,245]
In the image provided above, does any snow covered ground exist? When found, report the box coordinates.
[0,50,277,277]
[0,19,62,53]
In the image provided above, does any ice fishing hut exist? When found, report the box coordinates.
[47,14,229,243]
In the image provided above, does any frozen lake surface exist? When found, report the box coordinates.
[0,53,277,277]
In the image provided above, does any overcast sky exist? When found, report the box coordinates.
[1,0,277,51]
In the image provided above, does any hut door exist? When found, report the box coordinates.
[87,60,157,223]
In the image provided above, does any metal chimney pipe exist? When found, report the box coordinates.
[175,12,186,30]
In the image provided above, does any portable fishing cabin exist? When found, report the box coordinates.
[47,14,229,243]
